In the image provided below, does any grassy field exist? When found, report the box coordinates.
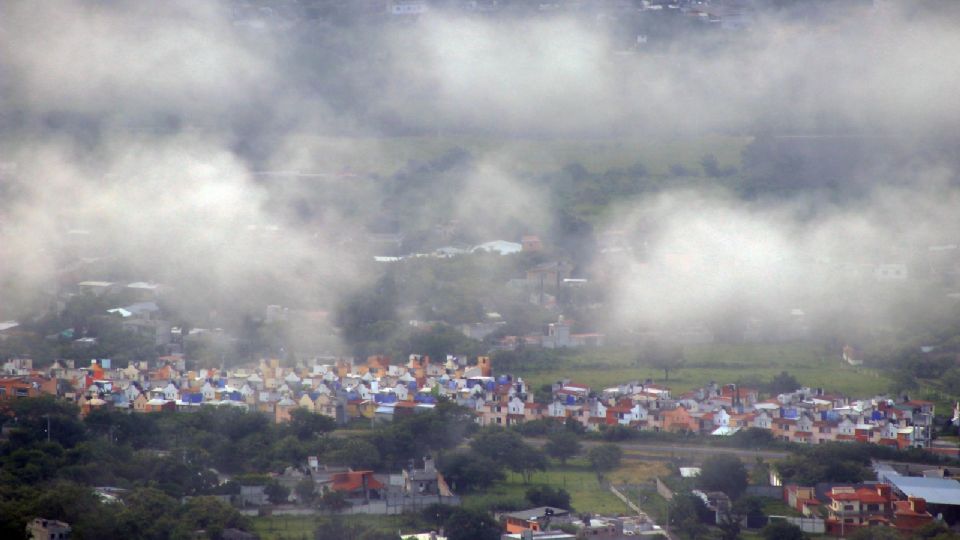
[462,457,668,515]
[251,515,316,540]
[513,343,893,399]
[280,134,750,176]
[251,514,423,540]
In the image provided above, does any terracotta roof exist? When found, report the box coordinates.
[829,488,889,504]
[331,471,383,492]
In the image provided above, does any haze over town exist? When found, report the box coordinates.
[2,1,960,540]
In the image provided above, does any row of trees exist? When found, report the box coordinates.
[0,398,266,539]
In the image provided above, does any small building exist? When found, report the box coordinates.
[500,507,572,534]
[330,470,384,502]
[27,518,71,540]
[521,235,543,252]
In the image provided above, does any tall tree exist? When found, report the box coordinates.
[444,508,501,540]
[640,341,685,381]
[587,443,623,475]
[544,431,581,465]
[698,454,748,499]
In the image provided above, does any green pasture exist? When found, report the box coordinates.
[463,457,667,515]
[252,514,420,540]
[512,344,893,399]
[251,515,316,540]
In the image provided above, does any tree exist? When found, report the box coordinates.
[669,493,712,526]
[525,485,571,509]
[327,438,381,470]
[768,371,800,395]
[513,444,548,484]
[174,496,250,540]
[641,342,685,381]
[469,427,546,483]
[115,487,180,540]
[698,454,748,499]
[587,444,622,474]
[544,431,581,465]
[295,478,316,505]
[761,520,806,540]
[317,489,352,513]
[716,512,741,540]
[421,503,458,530]
[406,324,483,360]
[287,409,336,440]
[438,450,504,493]
[264,481,290,505]
[443,508,500,540]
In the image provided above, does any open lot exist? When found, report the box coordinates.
[462,457,669,515]
[512,343,894,399]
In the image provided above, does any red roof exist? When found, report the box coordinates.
[394,401,418,408]
[829,488,889,504]
[331,471,383,492]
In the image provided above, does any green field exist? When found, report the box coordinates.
[511,344,893,399]
[252,514,423,540]
[279,134,750,176]
[251,515,316,540]
[462,457,667,515]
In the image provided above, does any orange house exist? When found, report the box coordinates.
[331,471,384,501]
[0,378,37,400]
[659,406,698,433]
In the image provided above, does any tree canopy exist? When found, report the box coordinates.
[698,454,748,499]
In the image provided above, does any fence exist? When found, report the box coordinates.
[655,477,674,501]
[609,484,642,516]
[769,515,825,534]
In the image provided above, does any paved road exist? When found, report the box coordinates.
[528,437,790,460]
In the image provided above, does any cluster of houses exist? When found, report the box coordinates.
[0,351,944,458]
[474,377,939,452]
[777,459,960,535]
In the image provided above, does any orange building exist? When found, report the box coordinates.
[0,378,38,400]
[659,406,698,433]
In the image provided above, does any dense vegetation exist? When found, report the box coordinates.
[0,397,479,539]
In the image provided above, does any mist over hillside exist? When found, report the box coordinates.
[3,0,960,350]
